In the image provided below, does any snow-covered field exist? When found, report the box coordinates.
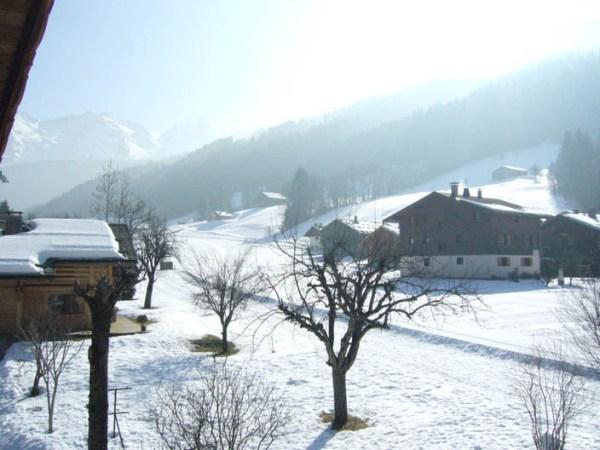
[1,160,599,449]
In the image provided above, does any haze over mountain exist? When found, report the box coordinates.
[28,52,600,219]
[0,113,221,210]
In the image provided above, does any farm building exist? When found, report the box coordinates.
[319,217,379,259]
[492,165,528,181]
[304,223,323,249]
[383,183,549,278]
[257,191,288,207]
[0,218,128,334]
[540,211,600,278]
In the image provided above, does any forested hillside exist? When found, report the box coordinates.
[36,53,600,219]
[553,129,600,210]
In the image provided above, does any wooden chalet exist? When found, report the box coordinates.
[383,183,548,278]
[0,218,126,334]
[319,217,379,259]
[541,212,600,278]
[304,223,323,249]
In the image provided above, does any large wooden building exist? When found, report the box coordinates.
[541,212,600,278]
[382,183,548,278]
[319,218,379,259]
[0,218,126,334]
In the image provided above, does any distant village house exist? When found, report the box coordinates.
[257,192,288,208]
[492,165,528,181]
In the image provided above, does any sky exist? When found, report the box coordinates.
[19,0,600,134]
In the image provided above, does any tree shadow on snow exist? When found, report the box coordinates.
[306,426,336,450]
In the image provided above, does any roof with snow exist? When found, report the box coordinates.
[555,212,600,232]
[338,219,380,235]
[495,165,528,172]
[262,191,287,201]
[0,219,125,276]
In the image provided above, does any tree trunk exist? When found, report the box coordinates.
[31,361,42,397]
[144,276,155,309]
[222,325,228,354]
[88,312,112,450]
[331,367,348,430]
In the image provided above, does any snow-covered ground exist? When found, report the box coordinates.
[1,166,599,449]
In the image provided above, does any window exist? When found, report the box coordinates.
[438,243,446,252]
[456,257,464,265]
[499,233,510,246]
[424,257,430,267]
[438,221,444,230]
[473,211,480,223]
[455,234,462,244]
[521,257,533,267]
[410,216,416,226]
[422,236,430,244]
[409,237,415,245]
[497,257,511,267]
[48,294,82,315]
[528,235,534,246]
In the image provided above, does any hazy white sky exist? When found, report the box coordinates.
[20,0,600,133]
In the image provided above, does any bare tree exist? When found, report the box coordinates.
[268,236,477,429]
[113,172,149,235]
[563,279,600,369]
[515,349,586,450]
[136,212,178,309]
[181,249,263,354]
[74,267,136,450]
[91,161,118,222]
[20,316,83,433]
[150,362,286,450]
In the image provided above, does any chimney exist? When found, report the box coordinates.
[588,209,597,219]
[450,182,459,198]
[463,187,471,198]
[3,211,23,235]
[477,188,482,199]
[353,215,358,224]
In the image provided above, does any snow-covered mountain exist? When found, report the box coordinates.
[4,113,160,164]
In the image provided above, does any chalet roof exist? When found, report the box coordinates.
[337,219,379,235]
[262,191,287,201]
[304,223,323,237]
[384,191,547,222]
[0,218,125,276]
[0,0,54,163]
[546,212,600,233]
[493,165,528,173]
[379,222,400,235]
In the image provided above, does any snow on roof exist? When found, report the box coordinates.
[339,219,379,235]
[495,165,528,172]
[0,219,125,276]
[561,213,600,232]
[380,222,400,235]
[262,191,287,201]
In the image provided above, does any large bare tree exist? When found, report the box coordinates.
[150,362,286,450]
[20,316,83,433]
[74,267,136,450]
[182,248,264,354]
[136,213,178,309]
[268,236,477,430]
